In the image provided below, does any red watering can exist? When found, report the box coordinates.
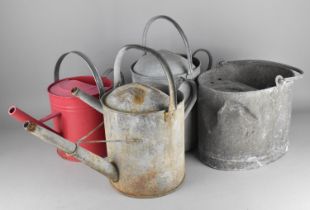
[8,51,112,161]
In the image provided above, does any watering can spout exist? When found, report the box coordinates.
[8,105,59,133]
[71,87,103,114]
[23,121,119,182]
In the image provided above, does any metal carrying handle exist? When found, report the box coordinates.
[54,51,105,98]
[178,79,197,118]
[193,48,213,71]
[142,15,195,75]
[113,44,177,112]
[102,68,126,85]
[269,61,304,83]
[275,61,304,86]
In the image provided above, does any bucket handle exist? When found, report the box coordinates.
[113,44,177,112]
[142,15,196,77]
[54,51,105,99]
[193,48,213,71]
[271,61,304,85]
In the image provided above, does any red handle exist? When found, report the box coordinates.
[8,105,60,134]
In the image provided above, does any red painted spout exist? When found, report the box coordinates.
[8,105,58,133]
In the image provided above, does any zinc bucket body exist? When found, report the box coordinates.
[197,60,303,170]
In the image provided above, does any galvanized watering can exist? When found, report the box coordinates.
[131,15,212,151]
[9,51,112,161]
[24,44,192,198]
[197,60,304,170]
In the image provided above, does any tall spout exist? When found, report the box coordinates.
[24,121,119,182]
[8,105,58,133]
[71,87,103,113]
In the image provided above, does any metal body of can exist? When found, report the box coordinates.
[103,45,186,197]
[197,60,303,170]
[66,45,192,197]
[103,87,185,197]
[48,76,111,161]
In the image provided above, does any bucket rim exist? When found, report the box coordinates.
[217,60,303,74]
[198,59,303,94]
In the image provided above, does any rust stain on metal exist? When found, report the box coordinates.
[25,121,36,132]
[132,88,145,105]
[123,170,158,197]
[164,111,171,122]
[113,86,145,105]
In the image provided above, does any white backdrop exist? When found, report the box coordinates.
[1,0,309,129]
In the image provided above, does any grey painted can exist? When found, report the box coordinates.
[197,60,303,170]
[131,15,212,151]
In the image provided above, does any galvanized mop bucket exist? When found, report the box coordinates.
[197,60,303,170]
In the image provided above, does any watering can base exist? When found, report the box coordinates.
[199,144,288,170]
[109,175,185,198]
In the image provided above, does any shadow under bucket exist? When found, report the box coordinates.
[197,60,303,170]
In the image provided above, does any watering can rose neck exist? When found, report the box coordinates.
[24,121,119,182]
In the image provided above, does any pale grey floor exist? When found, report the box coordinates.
[0,111,309,210]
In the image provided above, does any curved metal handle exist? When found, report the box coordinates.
[178,80,197,118]
[142,15,194,75]
[113,44,177,112]
[193,48,213,71]
[54,51,105,98]
[275,62,303,86]
[102,68,126,85]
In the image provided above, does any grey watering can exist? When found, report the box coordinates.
[24,45,194,198]
[131,15,212,151]
[197,60,304,170]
